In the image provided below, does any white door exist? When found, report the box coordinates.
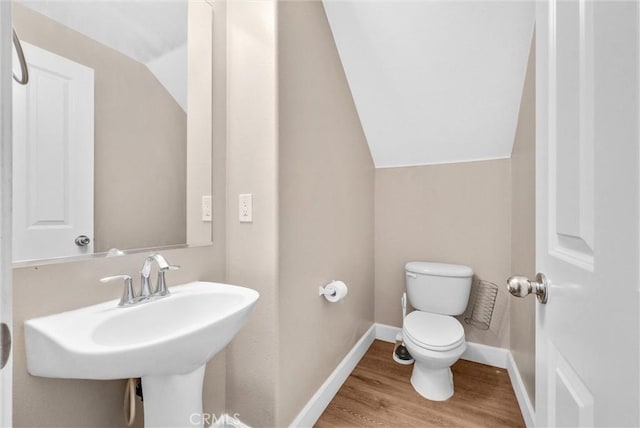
[535,0,640,426]
[12,42,94,262]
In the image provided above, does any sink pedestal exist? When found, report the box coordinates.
[142,364,206,428]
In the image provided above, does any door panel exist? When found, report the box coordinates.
[550,0,595,269]
[548,342,594,427]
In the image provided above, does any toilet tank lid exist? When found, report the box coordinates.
[405,261,473,278]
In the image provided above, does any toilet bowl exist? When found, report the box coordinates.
[404,261,473,401]
[402,311,466,400]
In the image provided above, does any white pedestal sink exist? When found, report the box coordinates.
[24,282,259,427]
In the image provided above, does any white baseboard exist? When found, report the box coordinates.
[375,323,401,343]
[507,353,535,428]
[462,341,509,368]
[289,324,377,427]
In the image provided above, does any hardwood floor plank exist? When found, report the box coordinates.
[314,340,525,428]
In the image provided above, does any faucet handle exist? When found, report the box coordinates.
[155,265,180,297]
[100,275,135,307]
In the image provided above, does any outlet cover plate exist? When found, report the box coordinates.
[239,193,252,223]
[202,195,212,222]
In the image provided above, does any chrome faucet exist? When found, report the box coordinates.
[140,253,180,298]
[100,253,180,307]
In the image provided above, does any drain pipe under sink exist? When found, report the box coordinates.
[124,378,137,426]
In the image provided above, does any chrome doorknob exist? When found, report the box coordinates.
[507,273,548,304]
[75,235,91,247]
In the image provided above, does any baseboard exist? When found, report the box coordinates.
[462,341,509,368]
[507,354,535,428]
[375,323,401,343]
[375,323,534,426]
[289,324,377,427]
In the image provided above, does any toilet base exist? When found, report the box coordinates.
[410,362,454,401]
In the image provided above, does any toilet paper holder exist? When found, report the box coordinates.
[319,282,338,297]
[318,280,348,302]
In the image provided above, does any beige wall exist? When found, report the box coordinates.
[509,35,536,406]
[277,2,375,425]
[224,1,280,426]
[13,4,187,253]
[375,160,512,347]
[12,2,227,426]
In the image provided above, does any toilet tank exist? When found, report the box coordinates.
[405,261,473,316]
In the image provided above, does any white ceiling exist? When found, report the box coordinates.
[17,0,187,110]
[323,0,535,167]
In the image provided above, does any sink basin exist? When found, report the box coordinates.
[24,281,259,427]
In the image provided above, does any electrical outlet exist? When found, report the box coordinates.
[239,193,252,223]
[202,195,212,222]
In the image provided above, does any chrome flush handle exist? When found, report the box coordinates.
[507,273,549,304]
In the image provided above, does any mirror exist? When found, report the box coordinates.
[11,0,213,264]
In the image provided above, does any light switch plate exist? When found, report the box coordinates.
[239,193,252,222]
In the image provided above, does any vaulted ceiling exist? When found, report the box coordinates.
[323,0,535,167]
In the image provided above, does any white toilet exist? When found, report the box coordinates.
[403,261,473,401]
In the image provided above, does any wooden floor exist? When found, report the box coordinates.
[315,340,525,428]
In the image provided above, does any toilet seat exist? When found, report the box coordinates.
[403,311,465,351]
